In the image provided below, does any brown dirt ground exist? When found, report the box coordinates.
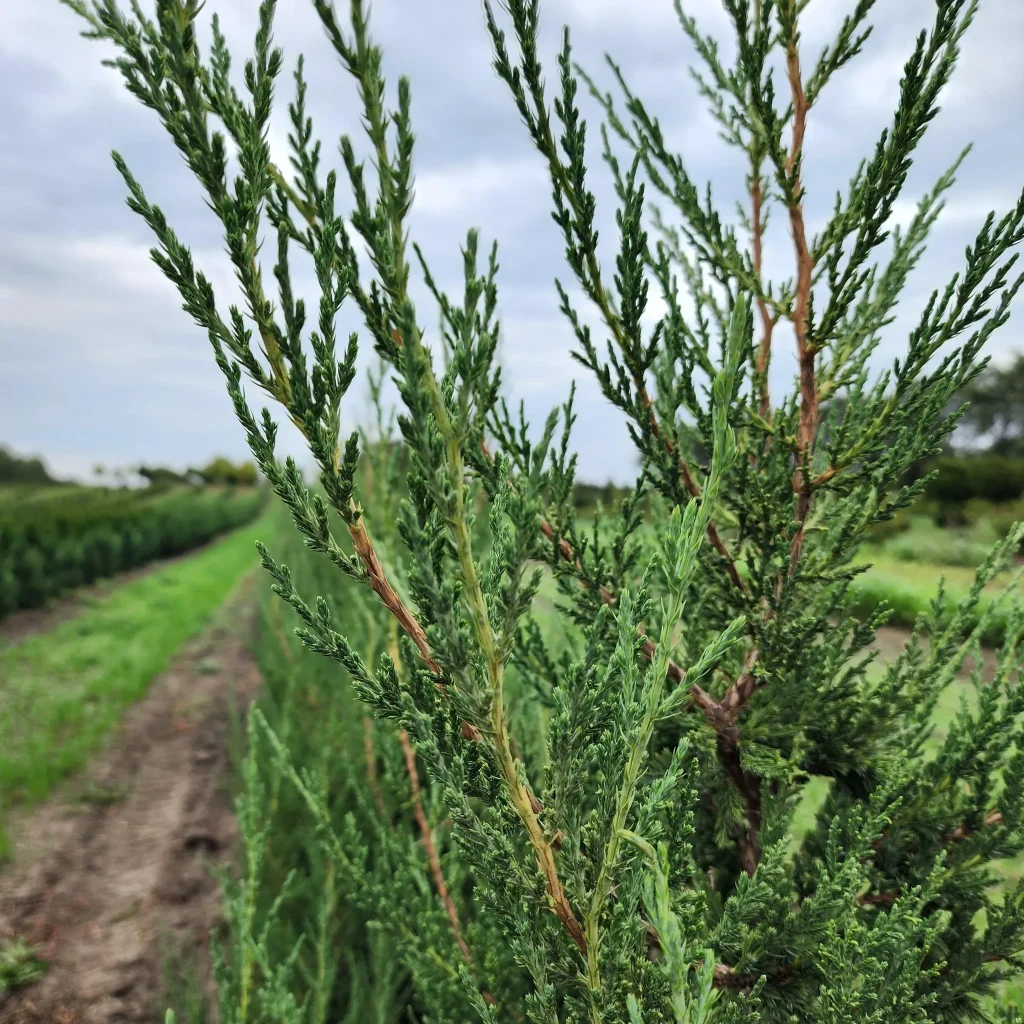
[0,580,262,1024]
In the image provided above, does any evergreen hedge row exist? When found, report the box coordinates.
[924,456,1024,505]
[848,565,1019,648]
[0,485,267,617]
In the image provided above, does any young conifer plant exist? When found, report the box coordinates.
[63,0,1024,1020]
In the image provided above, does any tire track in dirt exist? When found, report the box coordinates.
[0,579,263,1023]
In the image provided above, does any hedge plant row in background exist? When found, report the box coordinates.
[581,455,1024,523]
[0,485,266,617]
[923,455,1024,506]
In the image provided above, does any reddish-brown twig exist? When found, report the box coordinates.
[783,10,819,574]
[400,728,473,964]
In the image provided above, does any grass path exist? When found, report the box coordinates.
[0,514,268,857]
[0,535,237,650]
[0,583,263,1017]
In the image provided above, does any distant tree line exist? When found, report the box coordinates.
[138,456,259,487]
[925,352,1024,503]
[0,447,259,489]
[0,447,63,485]
[955,351,1024,457]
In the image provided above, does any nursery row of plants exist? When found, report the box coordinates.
[0,512,268,858]
[848,554,1022,646]
[854,499,1024,639]
[923,456,1024,506]
[0,484,267,617]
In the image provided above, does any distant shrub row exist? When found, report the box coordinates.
[572,481,633,512]
[0,485,266,617]
[872,516,999,569]
[870,495,1024,546]
[848,568,1014,648]
[0,446,61,486]
[923,455,1024,504]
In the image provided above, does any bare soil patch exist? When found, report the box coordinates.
[0,580,262,1023]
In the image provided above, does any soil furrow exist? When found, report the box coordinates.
[0,583,261,1023]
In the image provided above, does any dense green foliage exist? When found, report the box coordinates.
[0,447,61,486]
[0,483,266,617]
[212,496,434,1021]
[925,456,1024,505]
[66,0,1024,1021]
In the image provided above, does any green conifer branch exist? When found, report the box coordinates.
[61,0,1024,1017]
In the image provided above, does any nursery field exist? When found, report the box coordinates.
[1,499,1022,1015]
[0,510,270,859]
[0,482,267,618]
[0,500,272,1016]
[0,572,264,1017]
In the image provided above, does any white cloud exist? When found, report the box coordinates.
[888,193,1020,233]
[0,232,242,370]
[803,187,1020,246]
[4,0,1022,483]
[412,158,546,218]
[829,45,908,120]
[4,5,136,113]
[64,235,180,300]
[548,0,727,34]
[943,3,1024,114]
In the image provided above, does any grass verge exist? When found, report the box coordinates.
[849,549,1022,643]
[0,514,268,859]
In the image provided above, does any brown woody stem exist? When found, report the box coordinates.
[751,174,776,420]
[783,7,818,574]
[400,729,473,964]
[348,515,442,676]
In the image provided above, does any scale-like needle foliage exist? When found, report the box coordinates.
[63,0,1024,1019]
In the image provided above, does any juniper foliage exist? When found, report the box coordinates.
[62,0,1024,1020]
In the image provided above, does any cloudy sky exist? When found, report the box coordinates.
[2,0,1022,484]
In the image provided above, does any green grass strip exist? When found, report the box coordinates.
[849,549,1022,644]
[0,514,269,857]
